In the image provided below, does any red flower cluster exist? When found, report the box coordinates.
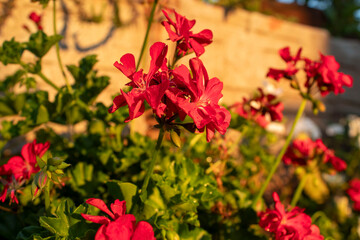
[283,138,347,172]
[347,179,360,211]
[267,47,353,96]
[0,140,50,204]
[161,9,213,57]
[259,192,324,240]
[81,198,156,240]
[29,12,43,30]
[231,88,284,128]
[109,10,230,142]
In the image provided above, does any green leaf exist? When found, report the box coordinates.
[36,105,49,124]
[14,93,26,112]
[0,70,26,91]
[0,99,15,116]
[0,38,25,65]
[26,31,62,58]
[66,55,98,85]
[39,199,94,239]
[16,226,52,240]
[30,0,50,7]
[106,181,138,213]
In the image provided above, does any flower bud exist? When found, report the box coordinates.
[166,231,180,240]
[170,129,181,148]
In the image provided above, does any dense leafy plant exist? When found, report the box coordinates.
[0,1,358,240]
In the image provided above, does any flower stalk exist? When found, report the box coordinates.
[37,72,60,91]
[253,98,307,208]
[53,0,72,93]
[136,0,159,71]
[290,172,309,207]
[140,126,164,200]
[44,182,51,216]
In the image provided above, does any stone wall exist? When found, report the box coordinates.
[0,0,357,129]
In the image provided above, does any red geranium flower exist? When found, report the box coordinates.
[267,47,302,81]
[347,179,360,211]
[161,9,213,57]
[166,58,230,142]
[313,54,353,96]
[0,139,50,204]
[81,198,156,240]
[267,46,353,97]
[109,42,169,122]
[29,12,43,30]
[231,88,284,128]
[259,192,324,240]
[0,139,50,181]
[282,138,347,172]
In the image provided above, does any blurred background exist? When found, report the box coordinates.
[0,0,359,133]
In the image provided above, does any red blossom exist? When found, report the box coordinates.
[231,88,284,128]
[0,139,50,204]
[166,58,230,142]
[313,54,353,96]
[161,9,213,57]
[109,42,169,122]
[81,198,156,240]
[29,12,43,30]
[267,46,353,97]
[347,179,360,211]
[282,138,346,172]
[259,192,324,240]
[267,47,302,81]
[0,140,50,181]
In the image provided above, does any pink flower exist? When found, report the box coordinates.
[347,179,360,211]
[29,12,43,30]
[231,88,284,128]
[166,58,230,142]
[282,138,347,172]
[81,198,156,240]
[109,42,169,122]
[161,9,213,57]
[259,192,324,240]
[267,47,302,81]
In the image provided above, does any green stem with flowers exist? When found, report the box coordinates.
[252,98,307,208]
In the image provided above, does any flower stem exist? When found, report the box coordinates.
[290,173,308,207]
[53,0,72,93]
[136,0,159,71]
[44,183,51,216]
[252,99,307,208]
[37,72,60,91]
[140,127,164,200]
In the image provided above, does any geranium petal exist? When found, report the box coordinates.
[114,54,136,78]
[132,221,156,240]
[81,214,110,225]
[85,198,115,219]
[111,200,126,218]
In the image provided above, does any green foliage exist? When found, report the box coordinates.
[39,199,96,239]
[0,38,25,65]
[26,32,62,58]
[31,0,50,8]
